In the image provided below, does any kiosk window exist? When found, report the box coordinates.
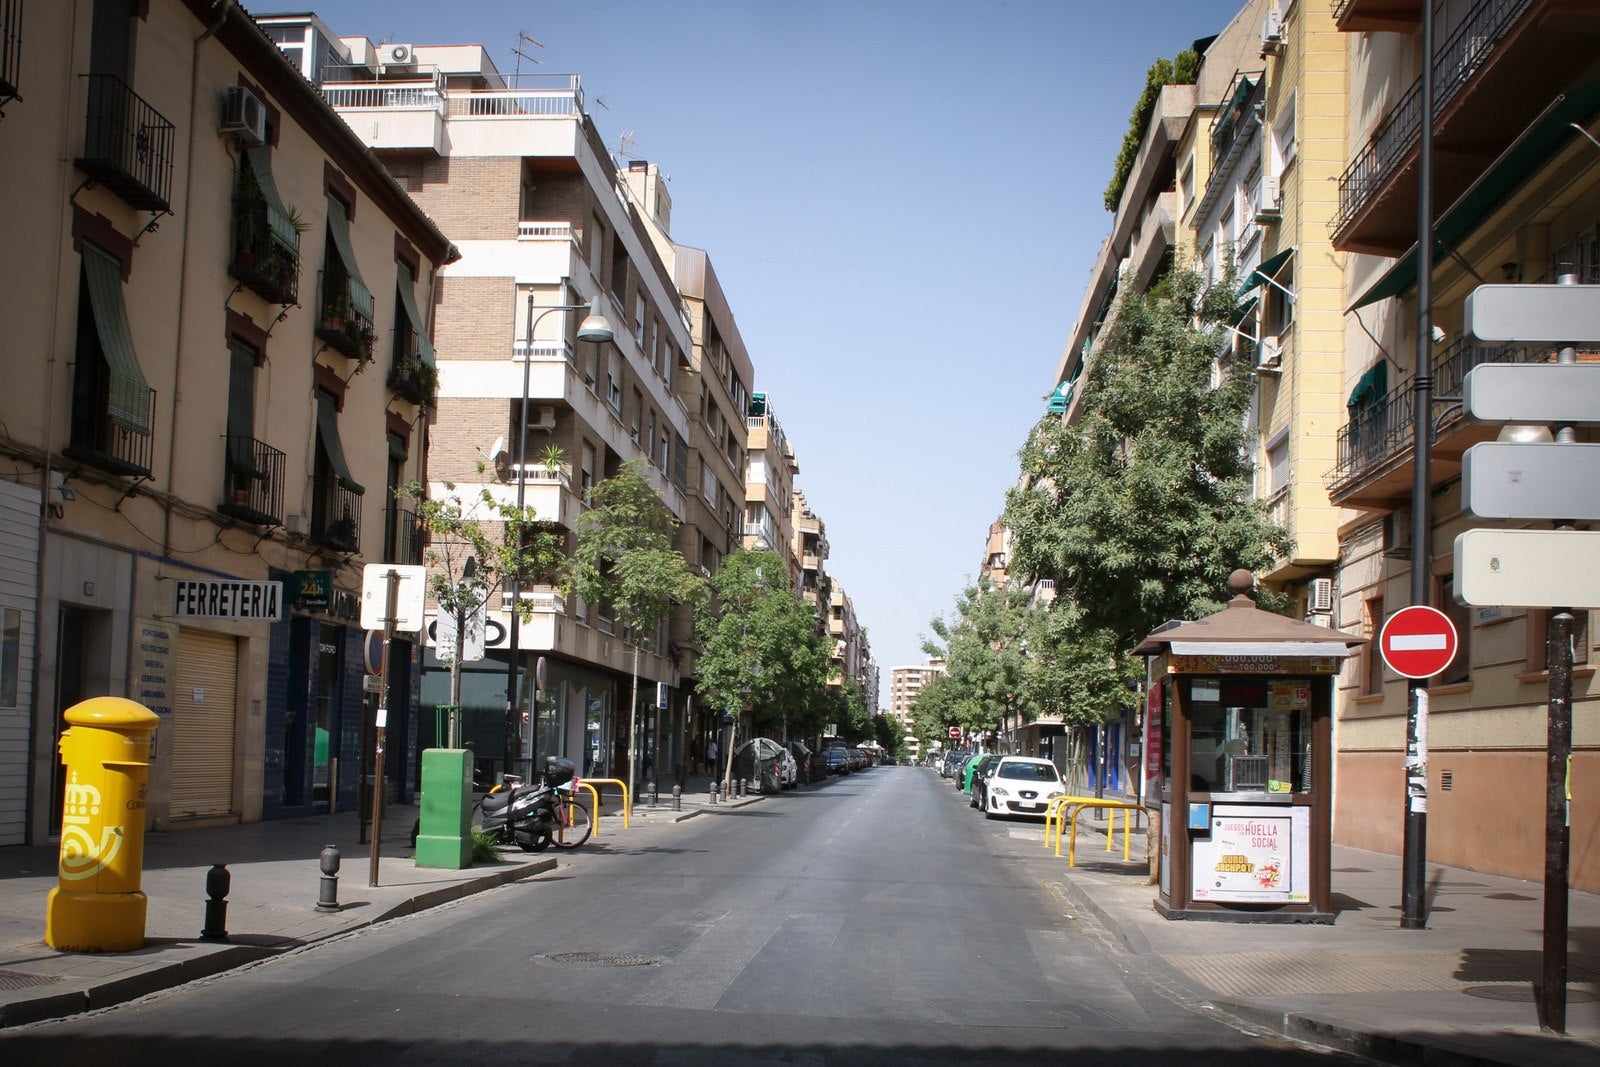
[1188,677,1310,794]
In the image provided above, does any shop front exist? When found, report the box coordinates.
[1135,570,1364,923]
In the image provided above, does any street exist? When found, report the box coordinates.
[0,768,1354,1065]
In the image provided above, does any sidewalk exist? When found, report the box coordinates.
[0,776,761,1028]
[1048,814,1600,1066]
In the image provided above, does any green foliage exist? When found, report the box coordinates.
[1004,262,1293,657]
[470,828,500,864]
[570,459,707,640]
[870,713,905,759]
[1103,49,1200,212]
[695,548,830,734]
[921,581,1034,736]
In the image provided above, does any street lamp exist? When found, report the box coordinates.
[504,294,612,781]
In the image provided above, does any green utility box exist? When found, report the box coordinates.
[414,749,473,869]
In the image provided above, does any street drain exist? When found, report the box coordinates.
[0,970,64,991]
[547,952,660,967]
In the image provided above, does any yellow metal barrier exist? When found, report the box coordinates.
[580,778,631,829]
[1042,794,1148,865]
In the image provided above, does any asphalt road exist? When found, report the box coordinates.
[1,767,1358,1065]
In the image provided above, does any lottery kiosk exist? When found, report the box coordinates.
[1134,570,1365,922]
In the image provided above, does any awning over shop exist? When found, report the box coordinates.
[1169,641,1355,658]
[81,244,152,434]
[1349,81,1600,312]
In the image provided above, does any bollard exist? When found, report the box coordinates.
[316,844,341,911]
[672,785,682,812]
[737,778,746,798]
[710,779,719,805]
[200,863,230,941]
[650,781,659,808]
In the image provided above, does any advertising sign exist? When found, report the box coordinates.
[1191,805,1311,904]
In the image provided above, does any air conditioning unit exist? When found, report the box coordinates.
[1309,577,1334,613]
[1257,334,1282,369]
[285,514,310,536]
[1256,175,1282,220]
[221,86,267,146]
[1261,7,1284,55]
[383,43,416,68]
[1304,612,1334,627]
[529,405,557,431]
[1383,507,1412,559]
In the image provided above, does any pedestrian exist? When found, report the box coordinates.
[707,737,718,778]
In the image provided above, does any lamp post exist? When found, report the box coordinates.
[504,294,612,782]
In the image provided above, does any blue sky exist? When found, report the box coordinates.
[287,0,1250,696]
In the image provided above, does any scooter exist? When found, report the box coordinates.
[478,756,579,853]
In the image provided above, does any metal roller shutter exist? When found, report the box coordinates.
[170,629,238,817]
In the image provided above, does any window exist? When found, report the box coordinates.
[1263,256,1295,336]
[1271,94,1297,175]
[606,351,622,413]
[1363,597,1385,696]
[633,293,646,343]
[319,196,375,362]
[581,442,596,494]
[312,388,364,550]
[225,339,259,495]
[0,606,19,707]
[1266,431,1290,496]
[1187,677,1311,794]
[1179,163,1194,216]
[70,242,155,475]
[1438,574,1471,685]
[609,235,628,300]
[1527,609,1591,672]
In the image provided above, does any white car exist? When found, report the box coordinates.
[981,756,1066,819]
[775,746,799,789]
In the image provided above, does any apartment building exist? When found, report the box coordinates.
[978,520,1011,587]
[744,393,801,591]
[889,659,945,729]
[793,491,831,624]
[1188,0,1346,607]
[256,15,695,783]
[0,1,454,841]
[827,585,863,693]
[1325,0,1600,891]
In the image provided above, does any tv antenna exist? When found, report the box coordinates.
[511,30,544,82]
[615,129,637,166]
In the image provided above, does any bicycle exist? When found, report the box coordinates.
[550,785,593,849]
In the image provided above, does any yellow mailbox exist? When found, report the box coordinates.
[45,697,160,952]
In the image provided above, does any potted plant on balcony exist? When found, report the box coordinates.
[540,444,565,479]
[232,179,265,270]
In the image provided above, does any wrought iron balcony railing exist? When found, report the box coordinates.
[316,270,376,363]
[389,505,425,565]
[0,0,21,102]
[65,385,155,479]
[312,482,362,553]
[229,200,301,305]
[220,436,285,527]
[76,74,175,212]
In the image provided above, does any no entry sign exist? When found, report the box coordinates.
[1379,606,1458,679]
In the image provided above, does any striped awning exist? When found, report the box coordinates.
[81,244,152,434]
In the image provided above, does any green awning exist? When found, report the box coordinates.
[1228,293,1259,328]
[243,146,298,248]
[81,244,152,434]
[325,196,374,318]
[394,263,436,369]
[1237,247,1295,298]
[1348,360,1388,410]
[315,390,364,494]
[1349,80,1600,312]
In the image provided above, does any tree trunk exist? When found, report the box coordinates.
[627,642,641,802]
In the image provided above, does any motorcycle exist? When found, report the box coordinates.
[478,756,583,853]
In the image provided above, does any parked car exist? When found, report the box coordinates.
[820,748,849,776]
[775,745,799,789]
[962,753,998,796]
[951,753,974,788]
[979,756,1067,819]
[939,750,968,779]
[786,740,815,784]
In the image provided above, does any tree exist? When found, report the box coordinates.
[570,460,707,796]
[398,479,566,749]
[1005,263,1292,653]
[695,548,830,783]
[922,580,1034,742]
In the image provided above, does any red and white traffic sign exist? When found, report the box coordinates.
[948,726,961,739]
[1379,605,1459,679]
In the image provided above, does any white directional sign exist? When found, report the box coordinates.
[432,603,487,663]
[1462,442,1600,520]
[1463,283,1600,343]
[1462,363,1600,424]
[1454,529,1600,608]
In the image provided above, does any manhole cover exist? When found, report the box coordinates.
[1485,892,1535,901]
[1464,985,1599,1004]
[0,970,64,991]
[547,952,660,968]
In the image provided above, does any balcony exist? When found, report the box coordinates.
[316,271,376,363]
[219,436,285,527]
[1326,337,1559,508]
[311,482,362,553]
[1334,0,1600,255]
[387,338,437,406]
[388,505,425,565]
[75,75,175,212]
[320,72,445,154]
[1333,0,1421,33]
[0,0,20,103]
[229,201,301,305]
[65,385,155,479]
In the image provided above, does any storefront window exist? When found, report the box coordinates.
[1188,677,1310,794]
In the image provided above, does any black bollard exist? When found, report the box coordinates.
[200,863,230,941]
[672,784,682,812]
[316,844,341,911]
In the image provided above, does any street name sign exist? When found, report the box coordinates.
[1463,283,1600,343]
[1379,605,1458,679]
[1454,528,1600,608]
[1461,363,1600,424]
[1462,442,1600,520]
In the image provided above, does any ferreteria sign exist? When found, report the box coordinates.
[173,579,283,621]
